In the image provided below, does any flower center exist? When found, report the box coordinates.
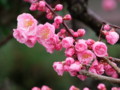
[24,19,33,27]
[82,54,91,59]
[40,28,50,39]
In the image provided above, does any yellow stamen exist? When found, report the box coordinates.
[24,19,33,27]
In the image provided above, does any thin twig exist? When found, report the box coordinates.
[0,33,13,47]
[86,59,95,70]
[79,70,120,83]
[45,1,75,37]
[98,24,104,41]
[102,22,120,29]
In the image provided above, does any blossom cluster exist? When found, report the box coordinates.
[13,0,120,89]
[32,85,51,90]
[32,83,120,90]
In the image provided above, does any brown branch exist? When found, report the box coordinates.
[109,57,120,63]
[45,1,75,37]
[79,70,120,83]
[102,57,120,74]
[86,59,95,70]
[65,0,120,42]
[0,33,13,47]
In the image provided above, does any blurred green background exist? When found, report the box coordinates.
[0,0,120,90]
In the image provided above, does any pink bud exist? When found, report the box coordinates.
[46,13,53,20]
[69,85,80,90]
[60,29,66,34]
[86,39,95,46]
[97,83,106,90]
[65,57,75,65]
[104,24,110,31]
[41,85,51,90]
[73,32,79,38]
[63,14,72,20]
[30,3,38,11]
[53,62,64,76]
[83,87,90,90]
[32,87,40,90]
[38,1,46,8]
[69,62,82,72]
[105,31,119,45]
[77,29,86,37]
[65,47,75,57]
[55,4,63,11]
[54,16,63,24]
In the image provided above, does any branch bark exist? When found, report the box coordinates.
[0,33,13,47]
[79,70,120,83]
[64,0,120,38]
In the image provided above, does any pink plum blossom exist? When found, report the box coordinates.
[62,37,74,48]
[75,39,88,52]
[69,62,82,72]
[65,47,75,57]
[65,57,75,65]
[90,62,104,75]
[42,34,61,53]
[13,28,28,43]
[92,42,107,57]
[25,36,37,48]
[64,65,69,71]
[53,62,64,76]
[68,61,82,76]
[104,63,118,78]
[17,13,38,30]
[77,50,94,65]
[105,31,119,45]
[37,23,55,43]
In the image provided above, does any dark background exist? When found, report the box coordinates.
[0,0,120,90]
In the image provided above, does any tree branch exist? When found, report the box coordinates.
[65,0,120,39]
[109,57,120,63]
[79,70,120,83]
[102,57,120,74]
[0,33,13,47]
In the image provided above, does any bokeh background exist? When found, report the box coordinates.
[0,0,120,90]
